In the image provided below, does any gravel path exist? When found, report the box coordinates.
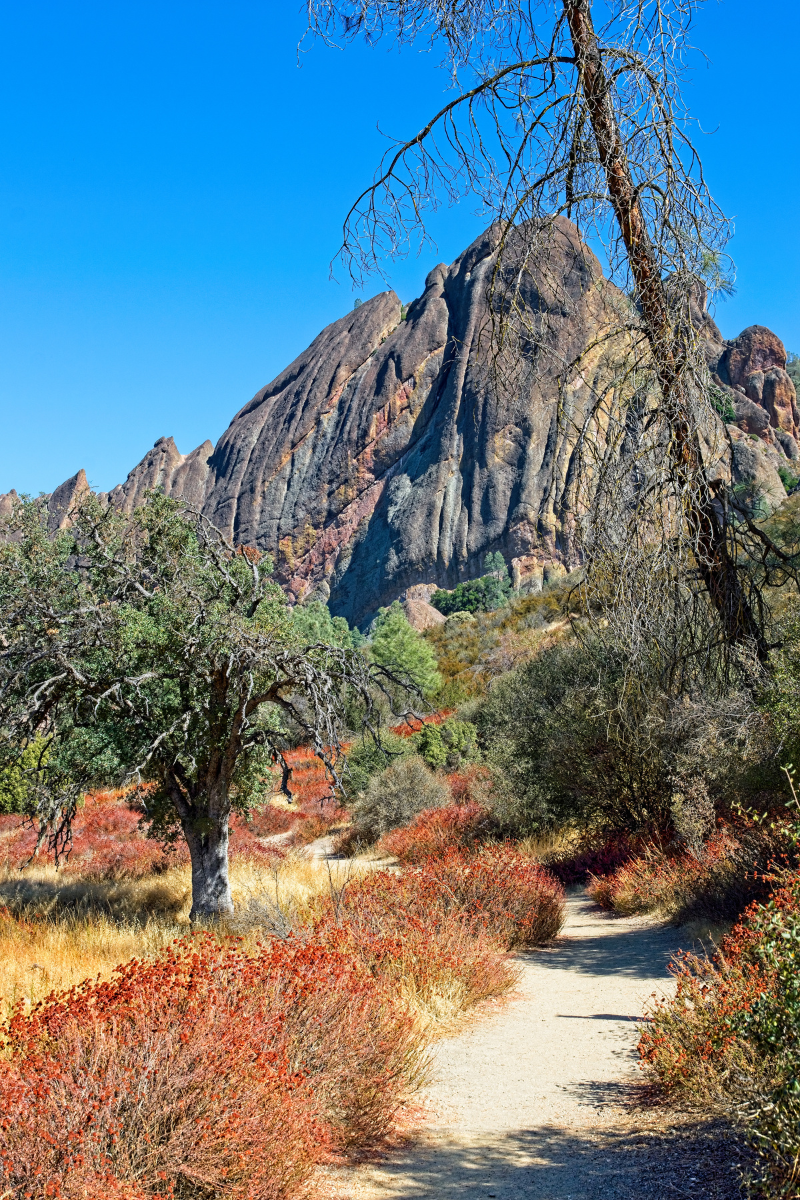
[338,891,747,1199]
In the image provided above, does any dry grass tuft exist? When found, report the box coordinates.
[0,853,381,1014]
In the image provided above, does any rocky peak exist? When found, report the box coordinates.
[5,223,798,626]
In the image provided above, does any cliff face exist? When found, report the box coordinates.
[5,221,799,628]
[202,219,631,624]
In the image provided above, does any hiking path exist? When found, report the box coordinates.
[333,891,746,1199]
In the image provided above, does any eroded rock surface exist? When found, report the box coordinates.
[5,224,799,626]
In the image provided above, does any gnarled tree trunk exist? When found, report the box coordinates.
[182,816,234,921]
[563,0,769,661]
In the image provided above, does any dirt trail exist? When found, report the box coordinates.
[341,892,745,1199]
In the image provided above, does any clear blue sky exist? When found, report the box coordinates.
[0,0,798,496]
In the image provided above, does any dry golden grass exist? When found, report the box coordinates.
[517,827,583,862]
[0,853,380,1015]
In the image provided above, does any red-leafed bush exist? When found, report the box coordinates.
[377,802,498,862]
[545,832,643,885]
[0,790,287,880]
[389,711,454,737]
[587,829,737,917]
[320,846,565,954]
[0,934,424,1199]
[289,809,348,847]
[447,764,493,806]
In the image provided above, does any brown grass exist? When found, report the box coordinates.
[0,854,378,1016]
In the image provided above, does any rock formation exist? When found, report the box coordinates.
[4,222,799,627]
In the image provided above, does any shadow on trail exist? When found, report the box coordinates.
[362,1119,749,1199]
[518,899,683,981]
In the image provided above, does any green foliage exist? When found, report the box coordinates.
[787,351,800,394]
[431,557,512,616]
[0,493,373,912]
[342,731,412,797]
[474,633,757,836]
[709,382,736,424]
[0,739,50,815]
[349,755,449,843]
[289,600,353,648]
[416,718,479,771]
[416,723,447,769]
[777,464,798,496]
[370,602,441,697]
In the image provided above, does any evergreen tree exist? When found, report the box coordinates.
[369,602,441,697]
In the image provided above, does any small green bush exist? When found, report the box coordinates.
[417,718,479,771]
[348,755,449,844]
[343,732,412,798]
[0,739,50,815]
[777,464,798,495]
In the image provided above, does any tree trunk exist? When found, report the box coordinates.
[182,812,234,921]
[563,0,769,661]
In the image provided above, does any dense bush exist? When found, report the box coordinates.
[323,846,564,950]
[415,717,480,771]
[0,934,425,1199]
[377,802,499,862]
[542,831,643,884]
[0,738,50,815]
[431,557,512,616]
[588,824,785,925]
[640,868,800,1197]
[474,634,763,836]
[340,731,413,798]
[342,755,449,851]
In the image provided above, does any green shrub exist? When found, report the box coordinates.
[777,464,798,495]
[474,634,760,837]
[0,739,50,815]
[342,731,413,798]
[348,755,449,844]
[416,718,479,771]
[431,562,512,617]
[289,600,353,648]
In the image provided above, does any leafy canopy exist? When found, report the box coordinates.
[431,555,512,617]
[369,602,441,698]
[0,493,377,863]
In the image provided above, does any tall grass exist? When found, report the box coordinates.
[0,854,374,1014]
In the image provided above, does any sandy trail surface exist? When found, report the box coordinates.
[336,891,746,1199]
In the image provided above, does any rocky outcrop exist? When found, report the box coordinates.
[48,470,91,534]
[102,436,214,512]
[220,219,632,624]
[402,598,447,632]
[709,325,800,448]
[5,223,799,626]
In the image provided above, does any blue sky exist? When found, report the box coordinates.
[0,0,798,496]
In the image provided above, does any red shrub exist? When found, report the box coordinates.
[587,830,733,915]
[389,710,454,737]
[447,764,493,806]
[289,809,348,847]
[637,872,800,1092]
[377,802,498,863]
[0,935,423,1199]
[321,846,565,953]
[0,791,289,880]
[546,832,643,885]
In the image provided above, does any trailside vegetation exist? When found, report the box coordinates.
[0,493,403,920]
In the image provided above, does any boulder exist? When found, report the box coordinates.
[719,326,787,389]
[402,598,446,632]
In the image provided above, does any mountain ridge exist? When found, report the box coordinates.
[4,220,798,628]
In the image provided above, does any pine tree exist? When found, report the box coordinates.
[370,602,441,697]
